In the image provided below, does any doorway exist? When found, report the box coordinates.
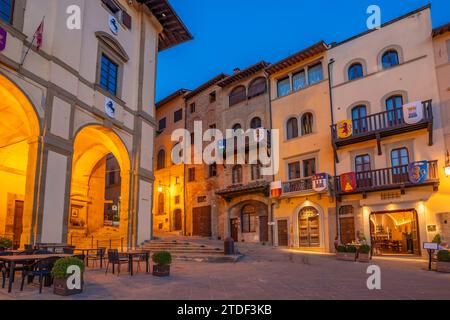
[13,201,24,249]
[230,218,239,242]
[173,209,182,231]
[370,210,420,256]
[277,219,288,246]
[192,206,212,237]
[298,207,320,247]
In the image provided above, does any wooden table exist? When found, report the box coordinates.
[0,254,72,293]
[124,250,151,276]
[35,244,70,253]
[75,248,103,268]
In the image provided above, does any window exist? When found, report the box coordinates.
[232,165,243,184]
[382,50,399,69]
[209,124,216,129]
[188,168,196,182]
[175,195,180,205]
[157,150,166,170]
[348,63,363,81]
[157,193,164,215]
[351,105,367,133]
[158,118,166,131]
[229,86,246,106]
[102,0,120,14]
[0,0,13,23]
[288,162,301,180]
[197,196,207,203]
[174,109,183,123]
[100,54,119,96]
[209,163,217,178]
[232,123,242,132]
[248,77,267,98]
[102,0,132,30]
[386,95,404,125]
[277,77,290,97]
[293,70,307,91]
[303,158,316,177]
[286,118,299,140]
[242,205,256,233]
[250,117,262,129]
[391,148,409,167]
[209,91,216,103]
[339,205,354,216]
[251,163,262,181]
[355,154,371,173]
[301,113,314,135]
[190,132,195,145]
[308,63,323,85]
[190,103,196,113]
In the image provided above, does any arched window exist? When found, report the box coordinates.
[301,113,314,135]
[229,86,246,106]
[351,105,367,133]
[242,205,256,233]
[386,95,404,125]
[157,149,166,170]
[232,165,243,184]
[382,50,399,69]
[157,193,165,215]
[286,118,299,140]
[250,117,262,129]
[232,123,242,132]
[248,77,267,98]
[251,162,262,181]
[348,63,363,81]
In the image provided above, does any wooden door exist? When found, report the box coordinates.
[230,218,239,242]
[299,215,320,247]
[13,201,24,249]
[259,216,268,242]
[192,206,212,237]
[340,217,356,245]
[277,220,288,246]
[173,209,182,231]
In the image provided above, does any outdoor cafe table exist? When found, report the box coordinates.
[35,244,70,253]
[123,250,151,276]
[75,248,103,268]
[0,254,73,293]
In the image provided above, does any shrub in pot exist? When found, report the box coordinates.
[52,257,85,296]
[436,250,450,273]
[0,237,12,250]
[336,245,347,260]
[357,244,371,262]
[344,245,357,261]
[152,251,172,277]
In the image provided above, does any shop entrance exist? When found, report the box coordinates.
[370,210,420,256]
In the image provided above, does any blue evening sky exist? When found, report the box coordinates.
[156,0,450,101]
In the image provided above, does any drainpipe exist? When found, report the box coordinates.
[183,97,188,237]
[327,58,340,244]
[265,72,275,246]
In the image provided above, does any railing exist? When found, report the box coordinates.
[335,160,439,194]
[69,234,124,251]
[331,100,433,145]
[282,177,313,194]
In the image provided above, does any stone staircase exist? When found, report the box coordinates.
[141,238,243,263]
[69,227,125,250]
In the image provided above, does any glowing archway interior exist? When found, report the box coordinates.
[70,125,130,240]
[0,74,40,247]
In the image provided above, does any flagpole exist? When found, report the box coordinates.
[20,16,45,67]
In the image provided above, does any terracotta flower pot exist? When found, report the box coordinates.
[152,264,170,277]
[436,261,450,273]
[53,277,84,296]
[357,253,371,263]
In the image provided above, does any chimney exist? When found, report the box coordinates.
[233,68,241,74]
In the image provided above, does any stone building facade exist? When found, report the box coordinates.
[0,0,191,248]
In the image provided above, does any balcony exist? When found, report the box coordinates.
[335,160,439,197]
[281,176,331,197]
[331,100,433,157]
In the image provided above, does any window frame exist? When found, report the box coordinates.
[302,158,316,178]
[355,154,371,173]
[209,91,217,103]
[229,86,247,107]
[0,0,14,24]
[96,41,125,99]
[188,168,196,182]
[232,165,243,184]
[242,205,257,233]
[156,149,166,170]
[174,108,183,123]
[277,76,291,98]
[381,50,400,69]
[286,117,299,140]
[248,77,267,99]
[158,117,167,131]
[288,161,301,180]
[348,63,364,81]
[301,112,314,135]
[307,62,324,85]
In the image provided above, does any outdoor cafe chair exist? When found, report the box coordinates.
[88,247,106,268]
[0,251,13,289]
[20,256,60,294]
[105,249,128,275]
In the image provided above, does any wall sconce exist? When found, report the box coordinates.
[445,151,450,177]
[157,181,163,193]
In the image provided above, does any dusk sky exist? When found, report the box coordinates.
[156,0,450,101]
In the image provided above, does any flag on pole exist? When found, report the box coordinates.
[35,18,44,50]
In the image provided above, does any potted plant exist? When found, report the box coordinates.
[436,250,450,273]
[345,245,357,261]
[52,256,85,296]
[152,251,172,277]
[432,234,442,245]
[357,244,371,262]
[336,245,347,260]
[0,237,12,250]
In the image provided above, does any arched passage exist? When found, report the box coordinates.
[69,125,131,244]
[0,74,40,248]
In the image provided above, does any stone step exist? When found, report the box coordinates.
[170,253,243,263]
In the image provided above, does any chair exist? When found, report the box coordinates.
[63,246,75,254]
[87,247,106,268]
[20,257,60,294]
[105,249,128,275]
[0,252,13,289]
[132,253,147,273]
[24,244,34,253]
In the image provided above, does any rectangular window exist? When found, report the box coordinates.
[188,168,196,182]
[308,63,323,85]
[293,70,306,91]
[303,158,316,177]
[277,77,291,97]
[175,195,180,205]
[242,213,256,233]
[209,91,216,103]
[355,154,371,173]
[174,109,183,123]
[0,0,13,24]
[288,162,301,180]
[158,118,166,131]
[100,54,119,96]
[190,103,196,113]
[102,0,120,14]
[197,196,207,203]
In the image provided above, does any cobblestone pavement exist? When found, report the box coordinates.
[0,244,449,300]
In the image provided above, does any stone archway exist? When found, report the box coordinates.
[294,201,326,249]
[227,199,268,243]
[69,125,131,245]
[0,74,41,248]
